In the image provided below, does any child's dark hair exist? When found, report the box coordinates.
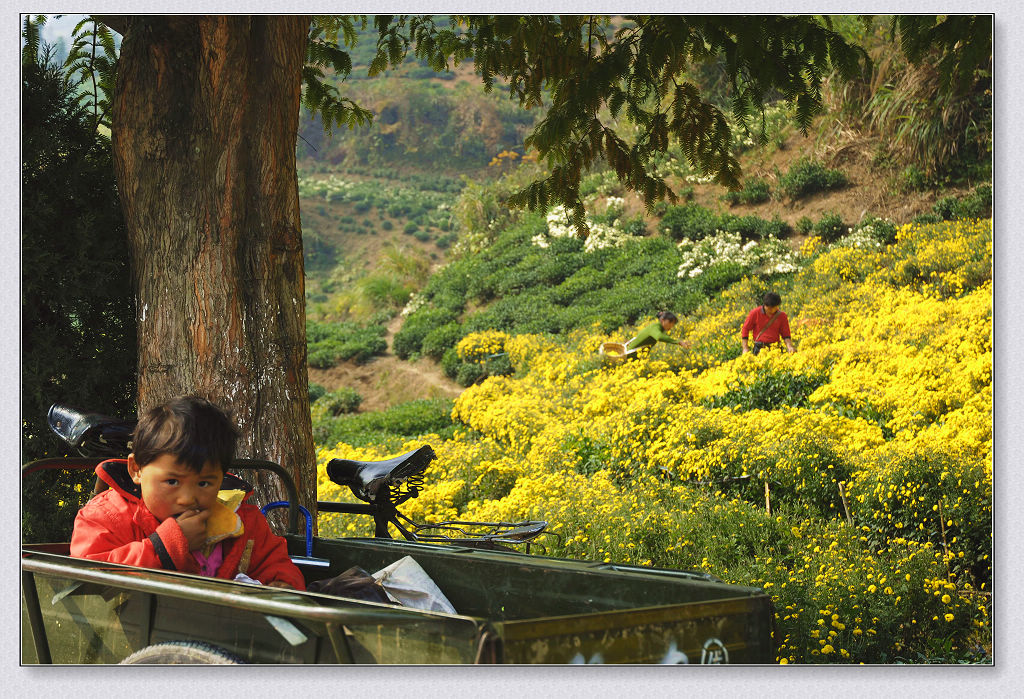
[657,311,678,323]
[132,396,239,472]
[762,292,782,307]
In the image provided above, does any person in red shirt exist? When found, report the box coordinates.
[70,396,305,590]
[741,292,796,355]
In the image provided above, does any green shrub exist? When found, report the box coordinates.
[309,382,327,403]
[403,222,420,235]
[814,212,846,243]
[933,185,992,221]
[393,307,459,359]
[621,214,648,236]
[796,216,814,235]
[455,361,486,386]
[897,165,930,192]
[659,203,721,241]
[779,158,848,199]
[720,213,790,241]
[856,216,898,246]
[705,366,830,412]
[307,320,388,367]
[723,177,772,205]
[313,398,456,449]
[313,387,363,417]
[912,212,943,225]
[420,322,464,360]
[440,346,461,379]
[381,219,394,231]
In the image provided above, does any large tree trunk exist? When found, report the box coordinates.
[111,15,316,524]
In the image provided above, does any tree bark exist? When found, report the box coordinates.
[111,15,316,525]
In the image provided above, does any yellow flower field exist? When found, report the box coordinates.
[316,218,992,664]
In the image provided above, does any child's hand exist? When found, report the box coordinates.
[176,508,212,551]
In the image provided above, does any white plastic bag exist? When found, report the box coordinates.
[371,556,457,614]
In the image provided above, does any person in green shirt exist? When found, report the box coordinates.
[626,311,691,354]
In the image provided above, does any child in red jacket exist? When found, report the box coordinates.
[70,396,305,590]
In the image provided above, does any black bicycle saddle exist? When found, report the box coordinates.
[326,445,435,502]
[48,403,135,457]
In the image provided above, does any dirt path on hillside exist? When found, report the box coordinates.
[308,316,463,413]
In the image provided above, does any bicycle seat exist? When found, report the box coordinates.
[326,445,435,502]
[48,403,135,457]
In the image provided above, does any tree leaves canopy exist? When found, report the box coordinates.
[346,15,869,236]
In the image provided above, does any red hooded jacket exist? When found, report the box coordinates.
[70,459,305,590]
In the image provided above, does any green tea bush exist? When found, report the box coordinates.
[307,320,388,367]
[455,360,487,386]
[659,203,722,241]
[312,387,363,418]
[313,398,456,449]
[721,213,790,241]
[393,307,459,359]
[420,322,464,360]
[705,366,830,412]
[814,212,847,243]
[309,382,327,403]
[779,158,849,199]
[933,184,992,221]
[796,216,814,235]
[723,177,772,205]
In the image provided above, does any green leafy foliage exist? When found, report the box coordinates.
[779,158,849,199]
[306,319,388,367]
[355,15,867,235]
[393,307,459,359]
[931,184,992,221]
[722,176,772,205]
[63,17,119,132]
[312,387,364,418]
[309,382,328,403]
[814,212,847,243]
[705,366,831,412]
[22,22,137,542]
[313,398,456,449]
[660,202,790,243]
[303,16,374,134]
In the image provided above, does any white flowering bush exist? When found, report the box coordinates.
[536,203,634,252]
[684,172,717,185]
[298,174,354,201]
[677,231,802,278]
[401,292,427,318]
[830,219,896,251]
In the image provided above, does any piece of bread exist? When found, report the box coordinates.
[202,489,246,555]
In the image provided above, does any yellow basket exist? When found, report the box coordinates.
[599,341,631,363]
